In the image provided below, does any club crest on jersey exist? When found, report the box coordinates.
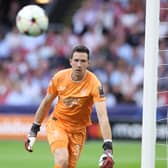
[99,86,105,97]
[58,86,66,91]
[80,89,87,96]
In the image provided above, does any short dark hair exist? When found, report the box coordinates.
[70,45,90,60]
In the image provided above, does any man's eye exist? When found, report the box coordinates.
[73,59,86,63]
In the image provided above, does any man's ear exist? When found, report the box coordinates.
[87,60,90,67]
[69,58,72,66]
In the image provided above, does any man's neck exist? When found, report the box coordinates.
[71,73,83,81]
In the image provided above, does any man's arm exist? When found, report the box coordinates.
[95,101,114,168]
[94,101,112,140]
[33,93,56,124]
[25,93,55,152]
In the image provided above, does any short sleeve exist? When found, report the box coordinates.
[47,75,58,96]
[91,78,106,103]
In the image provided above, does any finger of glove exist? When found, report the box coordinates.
[103,157,114,168]
[102,161,112,168]
[24,137,36,152]
[24,139,33,152]
[28,137,36,147]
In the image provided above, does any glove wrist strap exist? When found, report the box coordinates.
[30,123,41,135]
[102,140,113,154]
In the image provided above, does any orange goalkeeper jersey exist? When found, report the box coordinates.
[47,68,105,132]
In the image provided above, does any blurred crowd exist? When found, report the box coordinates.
[0,0,168,107]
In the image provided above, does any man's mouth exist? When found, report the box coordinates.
[75,69,81,72]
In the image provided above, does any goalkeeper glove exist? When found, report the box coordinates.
[99,140,114,168]
[24,123,41,152]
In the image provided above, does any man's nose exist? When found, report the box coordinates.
[77,61,82,66]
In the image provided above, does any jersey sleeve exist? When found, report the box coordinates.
[47,74,58,96]
[91,77,106,103]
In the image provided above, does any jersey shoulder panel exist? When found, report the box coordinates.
[53,68,71,80]
[47,68,71,96]
[86,70,101,85]
[86,70,106,102]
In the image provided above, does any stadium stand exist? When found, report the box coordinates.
[0,0,167,109]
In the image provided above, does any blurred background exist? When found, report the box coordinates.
[0,0,147,107]
[0,0,168,139]
[0,0,168,167]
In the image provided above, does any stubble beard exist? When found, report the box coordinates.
[71,70,85,81]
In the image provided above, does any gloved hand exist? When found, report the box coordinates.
[99,140,114,168]
[24,123,41,152]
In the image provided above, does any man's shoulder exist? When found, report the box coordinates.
[53,68,71,78]
[58,68,71,74]
[87,70,99,81]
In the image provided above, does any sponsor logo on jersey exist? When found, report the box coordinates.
[63,97,80,107]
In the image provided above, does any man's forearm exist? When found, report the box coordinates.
[100,121,112,140]
[95,101,112,140]
[34,95,53,124]
[34,101,51,124]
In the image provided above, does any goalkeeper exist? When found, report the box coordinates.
[25,45,114,168]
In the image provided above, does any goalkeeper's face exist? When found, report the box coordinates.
[70,52,89,80]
